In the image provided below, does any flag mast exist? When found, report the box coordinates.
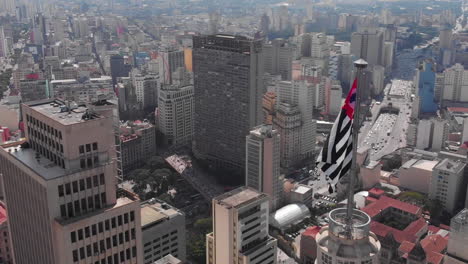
[346,59,368,227]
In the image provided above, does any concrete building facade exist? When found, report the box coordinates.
[206,187,277,264]
[429,158,466,213]
[192,34,263,176]
[245,125,282,210]
[140,199,186,264]
[0,99,144,264]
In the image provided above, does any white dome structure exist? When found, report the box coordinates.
[270,203,310,230]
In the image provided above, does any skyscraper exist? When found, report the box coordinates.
[192,34,263,179]
[158,48,185,85]
[438,63,468,104]
[445,209,468,263]
[158,69,194,147]
[414,60,438,114]
[263,38,295,80]
[245,125,282,210]
[351,30,384,68]
[206,187,277,264]
[110,55,131,85]
[0,99,143,264]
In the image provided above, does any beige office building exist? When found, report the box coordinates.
[206,187,277,264]
[0,99,143,264]
[246,125,282,210]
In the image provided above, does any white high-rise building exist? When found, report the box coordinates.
[158,79,194,147]
[263,39,295,80]
[430,158,466,213]
[274,80,316,161]
[415,119,448,151]
[462,118,468,144]
[350,29,384,68]
[439,64,468,103]
[445,209,468,264]
[131,72,158,109]
[416,120,433,151]
[158,48,185,85]
[315,209,381,264]
[328,82,342,116]
[310,33,330,60]
[431,119,449,151]
[206,187,277,264]
[246,125,282,210]
[273,103,302,168]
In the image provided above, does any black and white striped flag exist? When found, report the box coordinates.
[316,79,357,193]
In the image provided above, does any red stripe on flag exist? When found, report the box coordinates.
[342,78,357,119]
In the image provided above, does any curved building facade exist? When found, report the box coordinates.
[315,208,381,264]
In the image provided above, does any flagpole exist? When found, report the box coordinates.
[346,59,368,227]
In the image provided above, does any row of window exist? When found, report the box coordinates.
[143,230,178,248]
[60,193,107,218]
[58,174,105,197]
[28,127,64,153]
[26,114,63,139]
[72,245,137,263]
[80,156,100,169]
[70,212,136,243]
[79,143,98,154]
[30,140,66,169]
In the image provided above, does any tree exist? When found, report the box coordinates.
[145,156,167,170]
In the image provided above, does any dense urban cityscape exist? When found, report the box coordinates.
[1,0,468,263]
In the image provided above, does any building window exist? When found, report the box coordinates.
[85,227,90,238]
[60,205,66,218]
[79,247,85,260]
[81,198,87,212]
[65,183,71,195]
[105,220,110,231]
[93,175,99,187]
[79,145,84,154]
[80,159,86,169]
[70,232,76,243]
[130,211,135,222]
[72,250,78,262]
[86,177,92,189]
[93,142,98,150]
[99,174,105,185]
[72,181,78,193]
[86,144,91,152]
[58,185,64,197]
[67,202,74,218]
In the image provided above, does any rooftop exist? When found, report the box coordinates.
[2,146,69,180]
[401,159,438,171]
[140,199,183,228]
[362,196,422,218]
[292,185,312,195]
[152,254,182,264]
[215,187,266,209]
[26,99,102,126]
[447,107,468,114]
[435,158,465,174]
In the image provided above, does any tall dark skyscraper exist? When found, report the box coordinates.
[192,34,264,181]
[110,55,131,85]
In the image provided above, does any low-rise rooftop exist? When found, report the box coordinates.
[215,187,266,209]
[140,199,183,229]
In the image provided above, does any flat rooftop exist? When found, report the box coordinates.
[215,187,266,208]
[3,146,68,180]
[389,79,411,97]
[140,199,182,228]
[27,99,102,126]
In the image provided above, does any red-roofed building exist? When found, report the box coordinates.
[0,202,13,264]
[300,226,321,264]
[369,188,385,199]
[364,196,430,264]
